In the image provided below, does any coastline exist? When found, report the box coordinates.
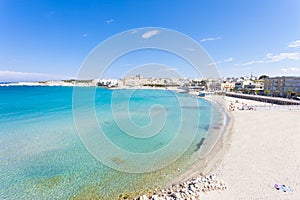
[3,85,299,199]
[167,94,233,185]
[132,94,233,199]
[2,85,232,197]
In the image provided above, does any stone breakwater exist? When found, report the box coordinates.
[127,173,227,200]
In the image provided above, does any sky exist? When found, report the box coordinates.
[1,0,300,81]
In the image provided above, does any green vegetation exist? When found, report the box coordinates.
[258,75,269,80]
[62,79,76,83]
[286,90,294,98]
[142,84,180,87]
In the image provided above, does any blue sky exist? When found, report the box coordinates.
[1,0,300,81]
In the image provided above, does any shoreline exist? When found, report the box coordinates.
[3,85,232,198]
[167,95,233,185]
[4,85,299,198]
[0,84,188,93]
[132,95,234,199]
[137,94,300,199]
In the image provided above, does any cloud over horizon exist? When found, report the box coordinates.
[238,52,300,66]
[281,67,300,72]
[280,67,300,76]
[0,71,68,82]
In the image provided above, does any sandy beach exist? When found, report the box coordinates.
[200,96,300,200]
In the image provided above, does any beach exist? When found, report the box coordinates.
[140,95,300,199]
[200,96,300,199]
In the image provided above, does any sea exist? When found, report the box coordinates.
[0,86,225,199]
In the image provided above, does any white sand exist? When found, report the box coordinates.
[201,96,300,199]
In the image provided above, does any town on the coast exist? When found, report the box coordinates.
[3,74,300,103]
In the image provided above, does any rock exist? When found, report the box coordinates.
[119,193,130,199]
[194,183,200,189]
[170,192,180,199]
[136,172,226,199]
[210,173,216,180]
[139,195,148,200]
[189,184,196,192]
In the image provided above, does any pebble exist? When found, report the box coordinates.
[136,173,227,200]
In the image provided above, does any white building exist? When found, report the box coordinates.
[98,78,118,87]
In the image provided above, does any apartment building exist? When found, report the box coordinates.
[264,76,300,97]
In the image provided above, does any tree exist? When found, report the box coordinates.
[200,80,207,86]
[259,75,269,80]
[286,90,294,98]
[265,90,270,96]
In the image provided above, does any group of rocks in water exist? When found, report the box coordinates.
[122,173,227,200]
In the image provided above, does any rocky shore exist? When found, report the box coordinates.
[129,173,226,200]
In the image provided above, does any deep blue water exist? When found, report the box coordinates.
[0,86,219,199]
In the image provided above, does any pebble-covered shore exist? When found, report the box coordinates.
[124,173,227,200]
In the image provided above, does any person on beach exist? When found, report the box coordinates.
[229,103,235,111]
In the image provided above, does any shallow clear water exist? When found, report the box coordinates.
[0,86,221,199]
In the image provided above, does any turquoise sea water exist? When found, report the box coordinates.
[0,86,222,199]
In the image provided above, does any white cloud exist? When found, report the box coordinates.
[237,60,264,66]
[281,67,300,72]
[209,57,233,65]
[142,30,160,39]
[238,40,300,66]
[200,37,221,42]
[82,33,88,37]
[288,40,300,48]
[106,19,114,24]
[0,71,43,76]
[266,52,300,61]
[238,52,300,66]
[224,57,233,62]
[0,71,66,82]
